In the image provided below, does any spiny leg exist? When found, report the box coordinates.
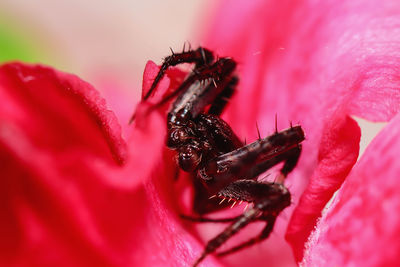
[129,47,216,123]
[180,213,272,224]
[193,206,261,267]
[192,177,231,215]
[190,145,300,222]
[193,181,290,266]
[151,57,238,116]
[181,208,272,224]
[276,143,302,183]
[144,47,214,101]
[251,146,301,180]
[241,144,302,182]
[190,128,302,231]
[217,214,276,256]
[195,113,243,154]
[198,126,305,195]
[207,76,238,116]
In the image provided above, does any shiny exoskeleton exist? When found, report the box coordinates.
[136,45,305,266]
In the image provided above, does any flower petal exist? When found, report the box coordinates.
[285,113,360,261]
[302,111,400,266]
[0,62,175,266]
[142,60,170,101]
[0,62,127,164]
[203,0,400,263]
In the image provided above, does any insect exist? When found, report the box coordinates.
[136,45,305,266]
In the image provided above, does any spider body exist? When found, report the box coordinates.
[137,46,305,266]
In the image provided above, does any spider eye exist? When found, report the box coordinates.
[167,127,193,148]
[178,146,201,172]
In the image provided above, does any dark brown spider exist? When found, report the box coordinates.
[134,45,305,266]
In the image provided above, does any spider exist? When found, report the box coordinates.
[135,45,305,266]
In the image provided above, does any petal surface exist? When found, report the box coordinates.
[302,112,400,267]
[201,0,400,264]
[0,62,188,266]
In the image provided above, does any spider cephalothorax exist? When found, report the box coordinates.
[134,45,305,266]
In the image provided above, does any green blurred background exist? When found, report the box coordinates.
[0,1,213,89]
[0,0,215,125]
[0,13,44,63]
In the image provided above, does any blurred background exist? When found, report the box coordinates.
[0,0,385,152]
[0,0,217,123]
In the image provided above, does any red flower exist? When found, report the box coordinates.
[0,63,174,267]
[2,0,400,267]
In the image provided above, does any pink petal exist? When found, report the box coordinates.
[0,62,187,266]
[202,0,400,263]
[0,62,127,164]
[285,113,360,261]
[303,112,400,266]
[142,60,170,101]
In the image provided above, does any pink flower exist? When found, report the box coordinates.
[2,1,400,267]
[202,0,400,266]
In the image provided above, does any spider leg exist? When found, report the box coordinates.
[193,207,261,266]
[193,181,290,266]
[180,214,242,223]
[198,126,305,194]
[143,47,214,101]
[192,176,232,214]
[181,213,269,224]
[208,76,238,116]
[216,214,276,257]
[191,126,301,215]
[242,144,302,181]
[195,114,243,153]
[151,58,238,122]
[278,143,302,182]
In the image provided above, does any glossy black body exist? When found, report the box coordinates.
[138,46,305,266]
